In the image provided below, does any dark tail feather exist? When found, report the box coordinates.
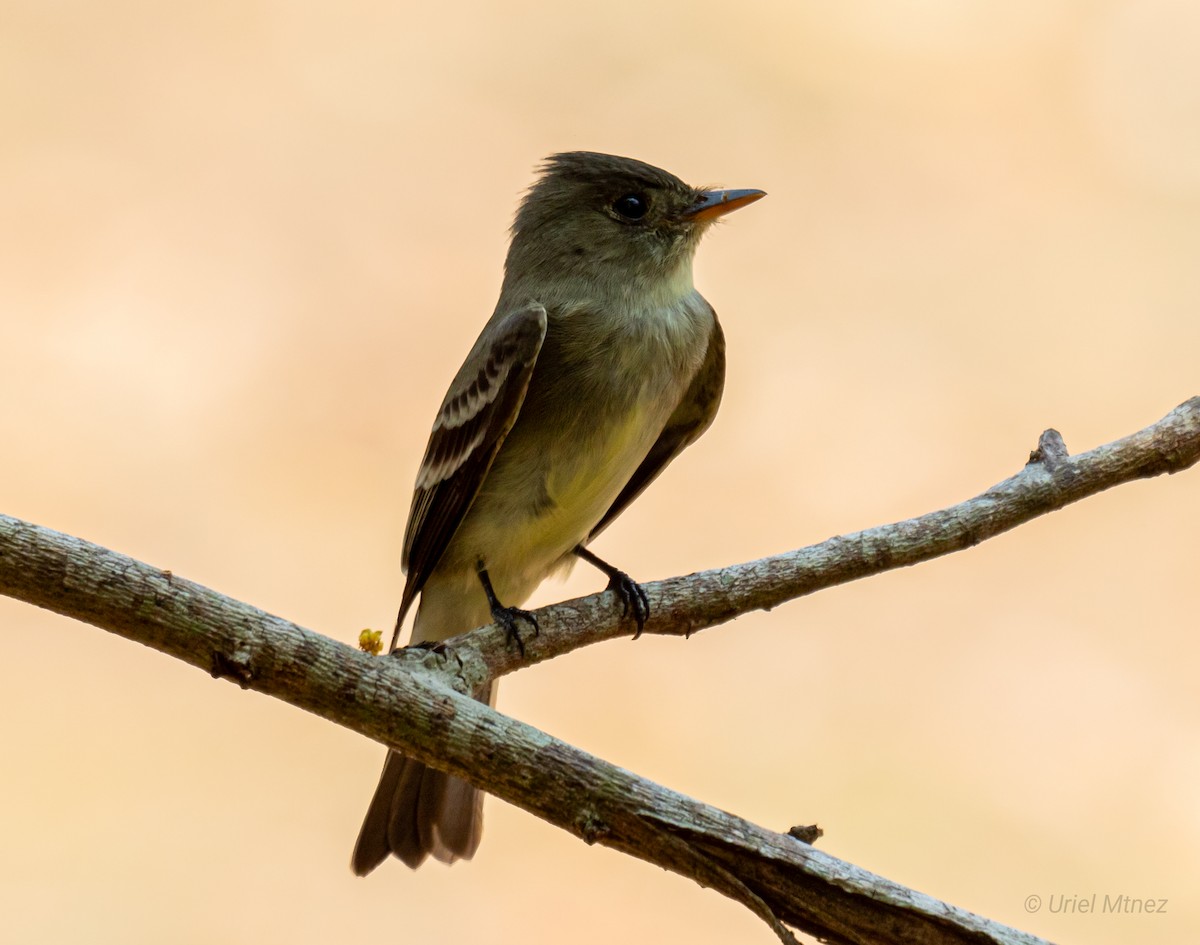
[351,751,484,874]
[352,673,493,875]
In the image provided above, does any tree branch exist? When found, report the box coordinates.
[462,396,1200,681]
[2,397,1197,944]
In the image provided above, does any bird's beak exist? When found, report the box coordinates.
[683,188,766,223]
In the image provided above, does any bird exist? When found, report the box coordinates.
[352,151,764,874]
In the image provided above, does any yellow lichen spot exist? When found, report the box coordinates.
[358,629,384,656]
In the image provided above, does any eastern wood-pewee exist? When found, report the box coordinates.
[352,151,763,874]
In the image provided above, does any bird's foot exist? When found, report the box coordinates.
[574,545,651,639]
[606,569,650,639]
[406,640,448,654]
[492,604,540,657]
[477,565,539,657]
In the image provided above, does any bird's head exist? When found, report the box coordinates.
[503,151,764,301]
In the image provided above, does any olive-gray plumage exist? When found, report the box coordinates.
[352,152,763,875]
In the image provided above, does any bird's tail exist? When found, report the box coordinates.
[353,572,496,874]
[351,719,488,874]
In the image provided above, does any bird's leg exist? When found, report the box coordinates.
[477,564,539,657]
[573,545,650,639]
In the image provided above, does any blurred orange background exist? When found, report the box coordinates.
[2,2,1198,943]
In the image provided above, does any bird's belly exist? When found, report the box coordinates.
[439,394,672,604]
[427,290,713,614]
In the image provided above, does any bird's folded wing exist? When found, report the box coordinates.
[393,303,547,640]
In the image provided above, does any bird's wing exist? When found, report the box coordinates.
[393,303,547,643]
[588,312,726,541]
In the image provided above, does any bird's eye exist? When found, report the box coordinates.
[612,193,649,220]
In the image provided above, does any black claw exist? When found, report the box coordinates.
[574,545,651,639]
[407,640,448,654]
[494,605,539,657]
[477,565,539,657]
[608,570,650,639]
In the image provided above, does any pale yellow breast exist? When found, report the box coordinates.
[432,284,711,604]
